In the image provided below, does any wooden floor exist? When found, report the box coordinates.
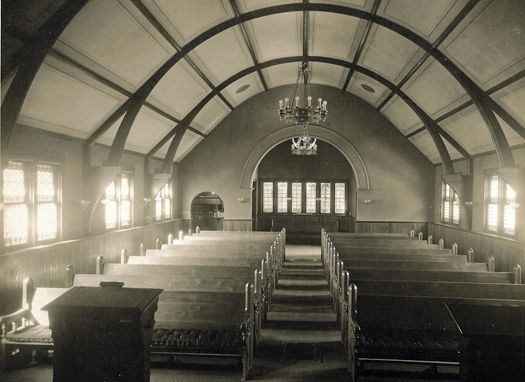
[1,245,457,382]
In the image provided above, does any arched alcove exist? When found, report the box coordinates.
[240,125,369,191]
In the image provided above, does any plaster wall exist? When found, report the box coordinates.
[178,85,435,222]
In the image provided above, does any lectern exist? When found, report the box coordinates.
[43,286,162,382]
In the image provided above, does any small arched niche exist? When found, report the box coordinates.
[191,192,224,231]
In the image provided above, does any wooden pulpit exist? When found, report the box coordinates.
[43,286,162,382]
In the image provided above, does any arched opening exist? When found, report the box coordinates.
[190,192,224,231]
[253,139,356,243]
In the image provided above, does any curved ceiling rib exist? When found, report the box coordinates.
[92,2,514,171]
[151,55,469,174]
[5,2,517,170]
[1,0,90,160]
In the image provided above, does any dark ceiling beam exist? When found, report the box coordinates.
[486,98,525,140]
[229,0,268,91]
[130,0,233,111]
[1,0,90,161]
[8,3,514,169]
[154,55,458,173]
[439,129,471,159]
[377,0,478,111]
[302,0,308,60]
[342,0,381,91]
[86,101,130,145]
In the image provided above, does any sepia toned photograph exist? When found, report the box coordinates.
[1,0,524,381]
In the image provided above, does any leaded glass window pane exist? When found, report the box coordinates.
[37,203,57,241]
[277,182,287,213]
[291,183,302,213]
[335,183,345,214]
[503,204,515,235]
[4,204,28,246]
[306,182,316,213]
[263,182,273,213]
[487,203,498,232]
[320,183,330,213]
[3,162,25,202]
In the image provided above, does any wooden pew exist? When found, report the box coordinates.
[73,274,256,380]
[102,262,267,342]
[0,279,69,371]
[344,286,525,381]
[344,288,468,381]
[345,268,516,284]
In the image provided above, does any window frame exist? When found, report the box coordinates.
[3,160,62,248]
[484,174,517,237]
[441,181,460,226]
[104,172,134,230]
[259,179,348,216]
[155,181,173,222]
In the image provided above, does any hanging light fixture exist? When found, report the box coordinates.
[278,62,327,156]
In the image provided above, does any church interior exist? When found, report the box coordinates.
[1,0,524,381]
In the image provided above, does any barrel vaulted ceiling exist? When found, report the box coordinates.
[2,0,525,167]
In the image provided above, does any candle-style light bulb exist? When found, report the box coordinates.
[284,97,289,108]
[279,99,284,110]
[322,100,327,111]
[307,96,312,107]
[295,96,299,107]
[318,98,322,108]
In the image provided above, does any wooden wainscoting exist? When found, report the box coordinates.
[428,223,524,273]
[355,221,428,236]
[0,219,189,315]
[222,219,253,231]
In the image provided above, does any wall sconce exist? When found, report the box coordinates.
[363,199,372,205]
[79,199,91,209]
[237,198,250,203]
[144,197,152,204]
[464,201,473,207]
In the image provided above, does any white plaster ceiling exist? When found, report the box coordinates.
[380,96,422,135]
[359,24,422,83]
[310,12,360,61]
[54,0,174,92]
[19,58,126,139]
[246,12,302,62]
[188,26,254,85]
[439,106,495,155]
[347,72,390,107]
[98,106,175,154]
[174,130,204,162]
[148,59,211,120]
[403,58,468,118]
[442,0,525,90]
[309,63,347,88]
[222,73,264,107]
[10,0,525,166]
[409,130,441,163]
[379,0,470,43]
[192,96,230,134]
[140,0,234,45]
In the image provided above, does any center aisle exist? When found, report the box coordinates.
[250,244,348,381]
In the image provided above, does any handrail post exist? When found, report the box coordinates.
[96,255,104,274]
[120,249,128,264]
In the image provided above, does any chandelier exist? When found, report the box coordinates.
[278,62,327,125]
[291,126,317,156]
[278,62,326,156]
